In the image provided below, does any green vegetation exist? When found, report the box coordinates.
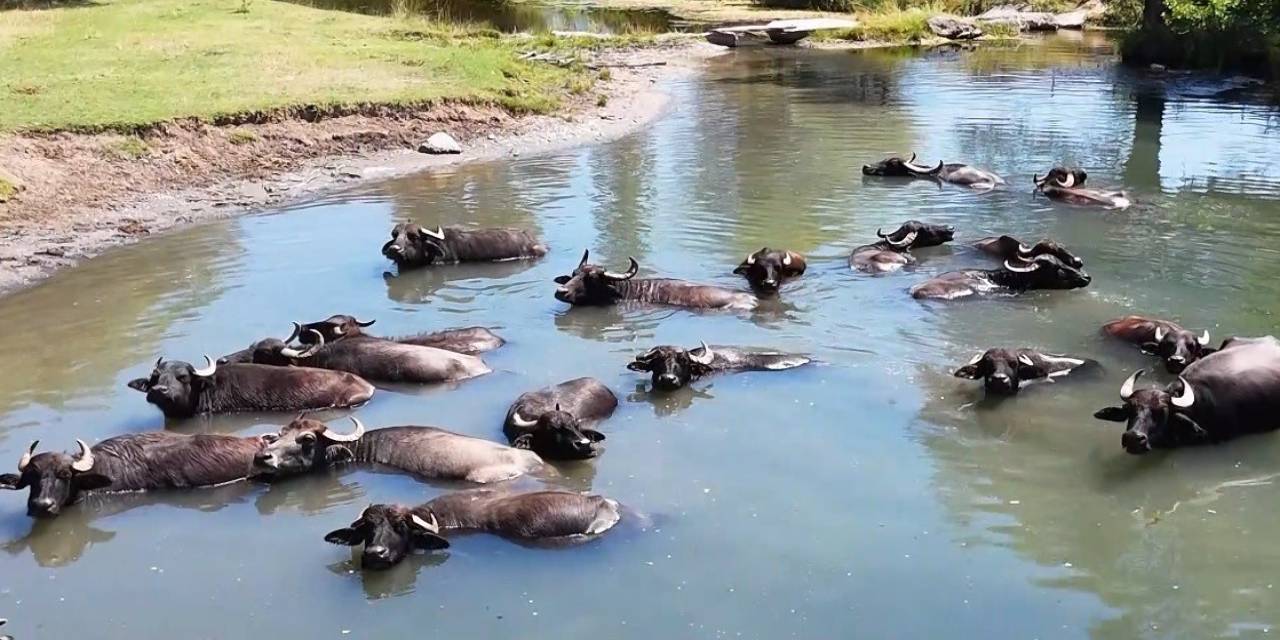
[1116,0,1279,74]
[0,177,17,202]
[106,136,151,158]
[0,0,590,132]
[228,129,258,145]
[749,0,1077,13]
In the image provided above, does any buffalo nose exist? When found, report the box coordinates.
[253,452,276,467]
[991,373,1010,382]
[656,373,680,388]
[150,384,169,394]
[1122,431,1150,453]
[762,279,777,287]
[1169,355,1186,364]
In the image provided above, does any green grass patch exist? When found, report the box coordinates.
[0,177,17,202]
[228,129,257,145]
[106,136,150,159]
[809,6,936,42]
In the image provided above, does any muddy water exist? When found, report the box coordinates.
[4,34,1280,638]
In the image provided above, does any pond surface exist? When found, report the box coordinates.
[3,34,1280,639]
[293,0,688,34]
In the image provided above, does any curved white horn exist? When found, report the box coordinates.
[1171,377,1196,408]
[1154,326,1167,342]
[285,322,302,344]
[18,440,38,472]
[1120,369,1144,400]
[411,512,440,533]
[332,324,345,336]
[603,258,639,281]
[322,417,365,443]
[1018,354,1035,367]
[1017,243,1033,256]
[689,341,715,366]
[193,355,217,377]
[967,353,983,365]
[746,253,756,265]
[782,253,793,266]
[509,410,538,428]
[1197,330,1210,346]
[71,439,95,472]
[1033,173,1045,187]
[282,331,325,358]
[886,230,918,249]
[423,226,446,240]
[1053,172,1076,188]
[1003,259,1040,273]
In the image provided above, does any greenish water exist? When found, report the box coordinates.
[2,34,1280,639]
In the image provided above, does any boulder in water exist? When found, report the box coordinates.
[928,15,984,40]
[418,132,462,155]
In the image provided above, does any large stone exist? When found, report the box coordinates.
[418,132,462,155]
[976,5,1060,31]
[928,15,983,40]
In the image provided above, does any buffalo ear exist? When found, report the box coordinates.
[0,473,22,490]
[1200,346,1217,357]
[626,361,650,372]
[1093,407,1128,422]
[325,445,355,464]
[1139,342,1160,355]
[553,275,571,285]
[127,378,150,392]
[732,263,749,275]
[412,530,451,551]
[511,434,533,450]
[584,429,606,443]
[324,527,363,546]
[74,473,113,491]
[953,365,981,380]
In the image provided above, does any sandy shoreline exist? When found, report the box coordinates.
[0,40,720,297]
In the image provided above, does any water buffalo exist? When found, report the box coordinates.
[382,223,547,268]
[554,250,757,311]
[251,417,544,484]
[1102,315,1213,374]
[849,221,955,273]
[973,235,1084,268]
[1094,336,1280,454]
[221,329,490,384]
[862,153,1005,189]
[127,357,374,418]
[1034,167,1131,209]
[504,378,617,460]
[733,248,806,292]
[953,348,1091,395]
[294,314,503,355]
[910,254,1092,300]
[0,434,266,518]
[627,342,811,391]
[325,489,621,569]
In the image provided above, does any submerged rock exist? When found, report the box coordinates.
[419,132,462,155]
[928,15,983,40]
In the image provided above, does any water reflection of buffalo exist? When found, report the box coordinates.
[324,489,621,569]
[910,254,1092,300]
[849,220,955,273]
[1102,315,1213,373]
[1095,336,1280,454]
[1034,167,1131,209]
[127,357,374,418]
[555,250,757,311]
[627,343,811,391]
[862,153,1005,189]
[953,348,1091,395]
[382,223,547,268]
[504,378,616,460]
[382,257,538,304]
[733,247,806,292]
[1,433,266,518]
[294,314,504,355]
[973,234,1084,268]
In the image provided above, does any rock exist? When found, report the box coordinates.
[928,15,983,40]
[1149,63,1167,73]
[976,5,1060,31]
[418,132,462,155]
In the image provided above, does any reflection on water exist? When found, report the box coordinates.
[2,32,1280,639]
[292,0,686,34]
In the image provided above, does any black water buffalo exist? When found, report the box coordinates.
[221,329,490,384]
[973,235,1084,268]
[953,348,1091,395]
[294,314,504,355]
[862,153,1005,189]
[849,221,955,273]
[554,250,757,311]
[127,357,374,418]
[1094,336,1280,454]
[325,489,621,569]
[503,377,617,460]
[1102,315,1213,373]
[733,248,806,292]
[382,223,547,268]
[1034,167,1130,209]
[627,342,811,391]
[0,434,266,518]
[251,417,544,484]
[910,254,1092,300]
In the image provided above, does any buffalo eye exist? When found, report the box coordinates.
[297,432,317,447]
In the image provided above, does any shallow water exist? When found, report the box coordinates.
[293,0,688,34]
[4,34,1280,639]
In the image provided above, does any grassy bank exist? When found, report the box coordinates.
[0,0,595,132]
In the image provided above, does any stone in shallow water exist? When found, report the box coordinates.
[418,132,462,155]
[927,15,983,40]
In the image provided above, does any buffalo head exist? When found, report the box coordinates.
[382,223,449,266]
[1094,370,1205,454]
[297,314,377,345]
[127,356,219,418]
[862,152,943,177]
[325,504,449,570]
[1142,326,1211,374]
[879,220,955,248]
[734,248,805,292]
[1034,167,1088,190]
[252,416,365,477]
[509,404,605,460]
[1001,255,1092,290]
[627,342,715,391]
[0,440,111,518]
[953,349,1040,395]
[553,250,639,306]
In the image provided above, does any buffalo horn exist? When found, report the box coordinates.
[604,258,639,281]
[1171,377,1196,408]
[71,439,95,472]
[782,253,793,267]
[746,253,756,265]
[885,230,917,249]
[356,318,377,328]
[1003,259,1040,273]
[578,249,590,269]
[1154,326,1167,342]
[1119,369,1144,400]
[967,353,983,365]
[509,410,538,428]
[18,440,38,472]
[1016,242,1033,256]
[423,226,446,240]
[285,322,303,344]
[411,512,440,534]
[1018,354,1035,367]
[690,341,715,365]
[281,331,325,358]
[154,357,164,370]
[1197,330,1210,346]
[1033,173,1045,187]
[323,417,365,443]
[193,355,217,377]
[1053,172,1076,188]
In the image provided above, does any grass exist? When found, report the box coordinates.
[806,2,1023,42]
[0,177,16,202]
[228,129,257,145]
[106,136,150,158]
[0,0,591,132]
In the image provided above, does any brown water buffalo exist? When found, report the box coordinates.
[293,314,503,355]
[862,153,1005,189]
[382,223,547,268]
[1034,167,1131,209]
[554,250,757,311]
[627,342,811,391]
[733,248,807,292]
[1094,336,1280,454]
[503,378,617,459]
[953,348,1091,395]
[251,417,544,484]
[849,221,955,273]
[127,357,374,418]
[221,329,490,384]
[973,235,1084,268]
[0,434,267,518]
[1102,315,1213,373]
[325,489,621,569]
[910,254,1092,300]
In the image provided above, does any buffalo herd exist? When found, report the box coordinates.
[3,158,1277,573]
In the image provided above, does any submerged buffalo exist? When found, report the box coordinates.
[294,314,503,355]
[849,220,955,273]
[222,328,490,384]
[1102,315,1213,374]
[554,250,757,311]
[1,434,266,518]
[382,223,547,268]
[1094,336,1280,454]
[1034,167,1130,209]
[734,248,807,292]
[504,377,617,460]
[627,342,811,391]
[973,235,1084,268]
[325,489,621,569]
[953,348,1091,395]
[127,357,374,418]
[910,254,1092,300]
[862,153,1005,189]
[252,417,544,484]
